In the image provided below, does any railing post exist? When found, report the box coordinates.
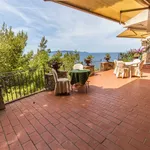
[0,85,5,110]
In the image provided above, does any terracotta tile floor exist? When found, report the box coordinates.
[0,69,150,150]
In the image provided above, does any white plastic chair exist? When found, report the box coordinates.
[73,64,83,70]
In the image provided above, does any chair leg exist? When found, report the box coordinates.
[86,85,87,93]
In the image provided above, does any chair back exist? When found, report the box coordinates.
[52,69,58,83]
[73,64,83,70]
[114,60,117,68]
[138,60,144,70]
[117,61,125,69]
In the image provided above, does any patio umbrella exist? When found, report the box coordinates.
[117,28,150,38]
[124,9,150,32]
[44,0,150,24]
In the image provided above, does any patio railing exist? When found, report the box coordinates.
[0,68,45,103]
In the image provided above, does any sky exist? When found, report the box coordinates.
[0,0,141,53]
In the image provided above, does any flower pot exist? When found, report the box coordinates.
[48,62,62,72]
[104,57,110,62]
[84,59,91,66]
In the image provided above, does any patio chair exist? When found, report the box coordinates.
[116,62,129,78]
[73,64,83,70]
[52,69,71,95]
[131,60,144,77]
[114,60,124,74]
[113,60,118,74]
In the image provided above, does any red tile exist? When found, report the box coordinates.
[62,140,78,150]
[77,123,91,133]
[3,125,13,135]
[6,132,18,145]
[116,136,137,150]
[51,112,61,119]
[30,118,46,134]
[23,141,37,150]
[1,118,10,127]
[106,134,118,143]
[75,139,93,150]
[68,117,79,125]
[126,129,145,142]
[88,139,99,149]
[88,130,105,143]
[0,133,5,143]
[60,112,71,119]
[49,140,65,150]
[59,117,70,125]
[56,123,69,134]
[0,141,9,150]
[39,117,49,126]
[41,131,54,144]
[10,119,20,127]
[102,139,122,150]
[144,138,150,147]
[64,130,79,143]
[36,140,50,150]
[46,124,67,144]
[16,130,30,144]
[95,144,107,150]
[24,124,35,134]
[9,142,23,150]
[66,123,79,133]
[130,139,150,150]
[46,115,59,125]
[29,132,42,144]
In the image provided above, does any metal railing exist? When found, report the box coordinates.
[0,68,45,103]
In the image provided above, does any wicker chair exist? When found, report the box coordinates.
[52,69,70,95]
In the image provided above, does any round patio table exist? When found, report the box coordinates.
[69,69,90,85]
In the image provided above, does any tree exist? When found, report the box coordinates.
[0,23,28,72]
[30,36,50,70]
[37,36,51,53]
[62,50,80,71]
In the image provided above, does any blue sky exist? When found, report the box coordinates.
[0,0,141,53]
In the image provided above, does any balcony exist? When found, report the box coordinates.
[0,69,150,150]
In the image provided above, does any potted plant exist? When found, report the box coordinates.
[48,53,62,72]
[84,55,94,66]
[104,53,111,62]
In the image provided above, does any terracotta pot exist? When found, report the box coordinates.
[49,62,62,72]
[84,59,91,66]
[104,57,110,62]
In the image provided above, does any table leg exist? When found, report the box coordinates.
[130,66,132,78]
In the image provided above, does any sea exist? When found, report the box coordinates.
[50,51,120,69]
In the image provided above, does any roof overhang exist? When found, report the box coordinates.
[44,0,150,24]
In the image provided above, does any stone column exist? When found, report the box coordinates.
[0,85,5,110]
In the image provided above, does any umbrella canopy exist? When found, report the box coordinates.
[44,0,150,23]
[117,28,150,38]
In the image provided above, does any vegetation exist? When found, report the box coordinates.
[30,36,50,70]
[0,23,81,102]
[0,23,28,72]
[62,50,80,71]
[119,48,144,62]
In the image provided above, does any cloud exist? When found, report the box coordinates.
[0,0,141,53]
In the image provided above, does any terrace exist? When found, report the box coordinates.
[0,69,150,150]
